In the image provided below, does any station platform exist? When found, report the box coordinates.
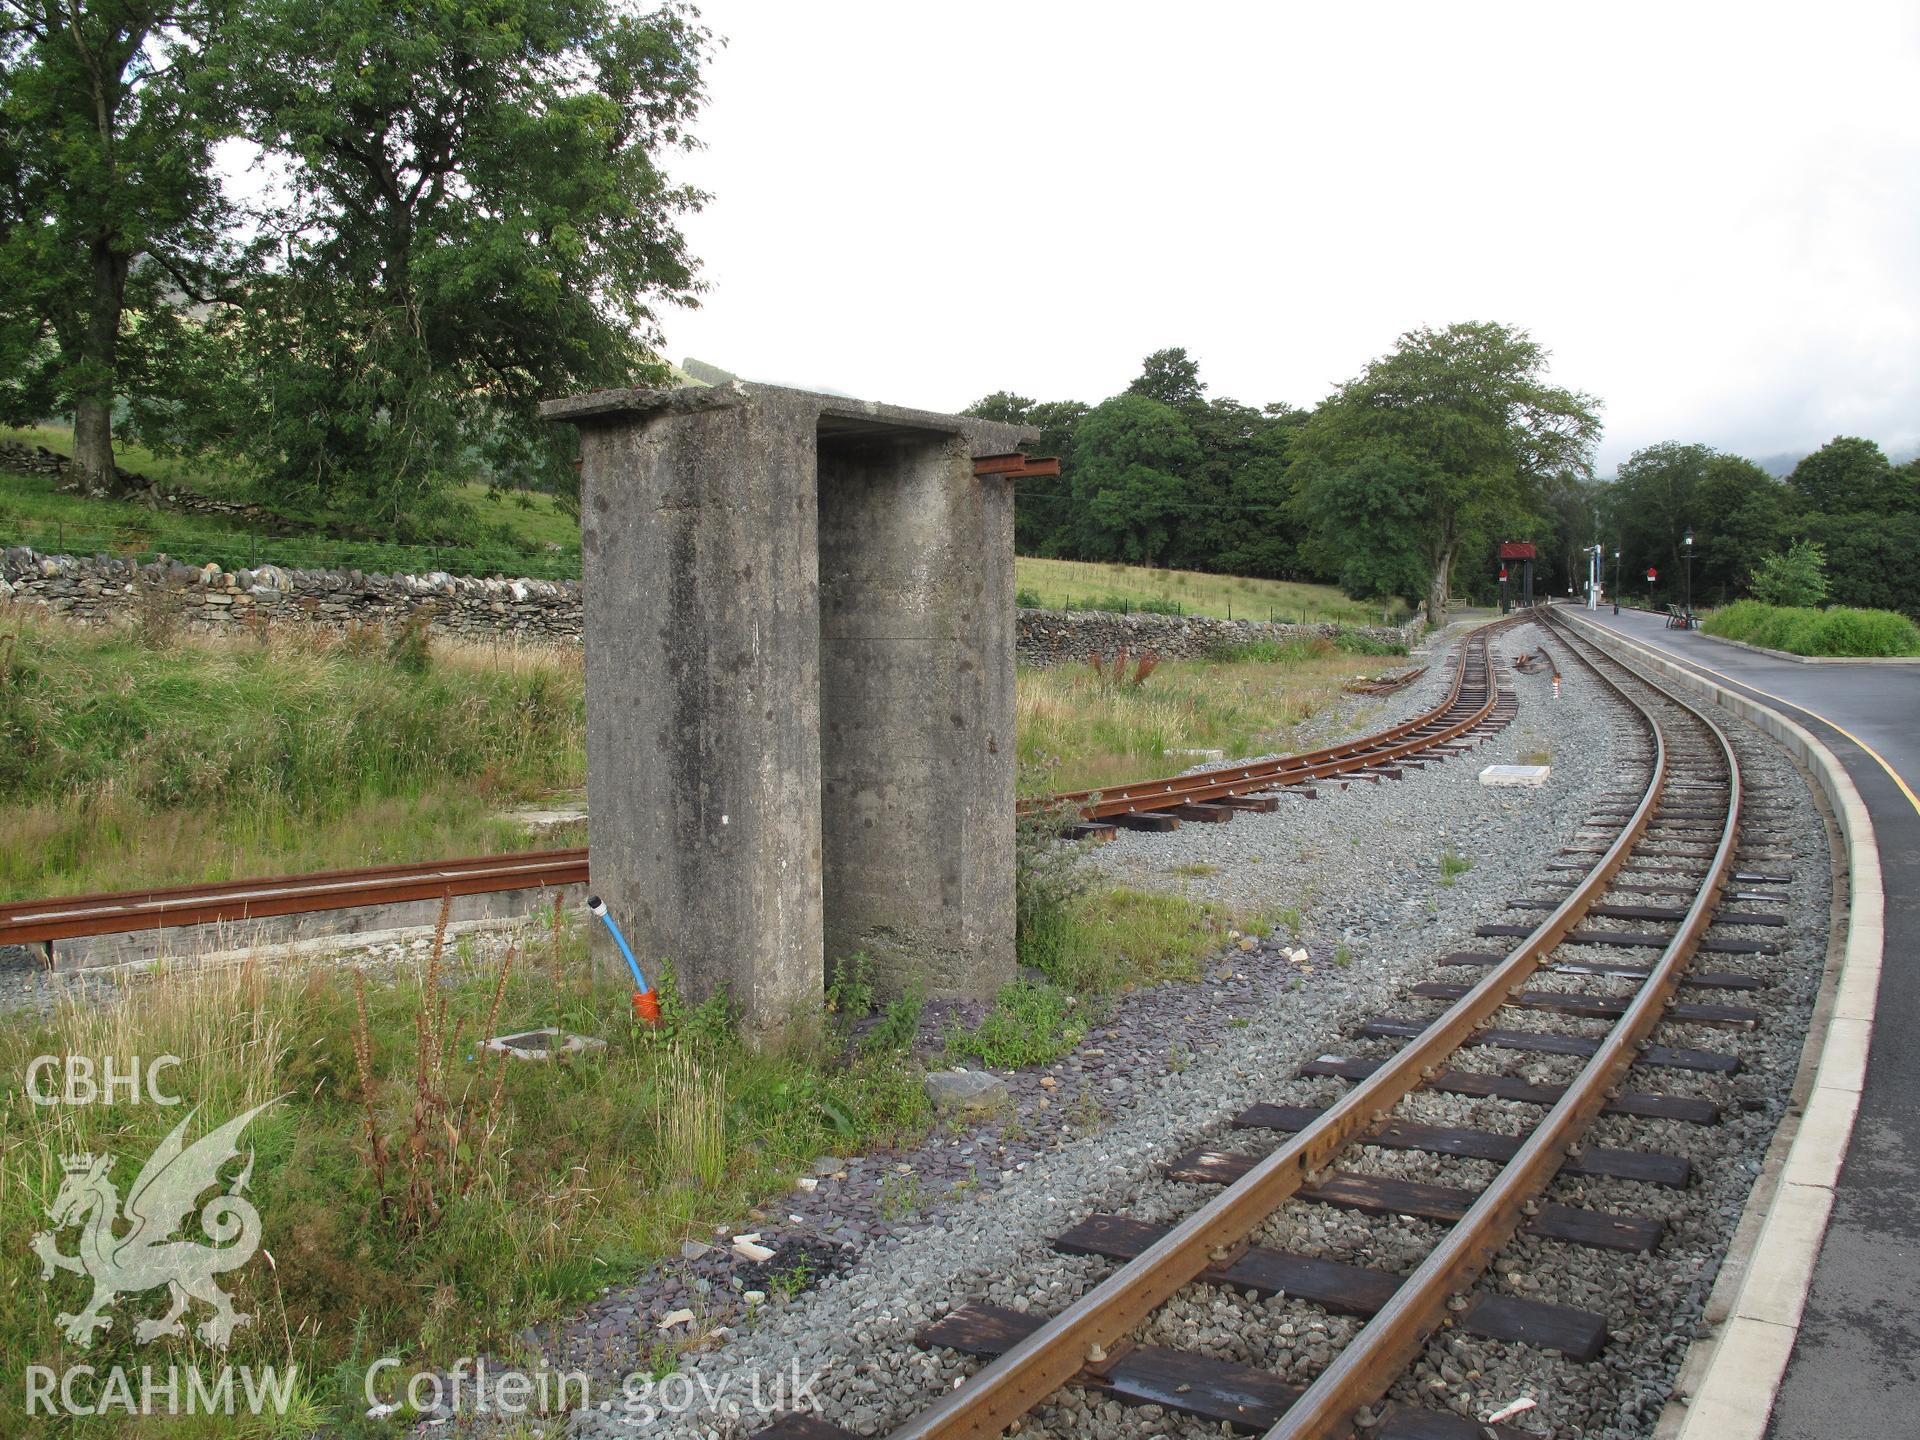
[1573,605,1920,1440]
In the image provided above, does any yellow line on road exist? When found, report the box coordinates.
[1635,638,1920,820]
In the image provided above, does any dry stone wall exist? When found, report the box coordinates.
[1014,607,1423,664]
[0,547,581,644]
[0,440,275,522]
[1,546,1421,658]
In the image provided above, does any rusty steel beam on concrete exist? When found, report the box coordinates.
[0,850,588,947]
[972,452,1062,479]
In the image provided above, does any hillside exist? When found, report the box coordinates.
[2,427,1378,620]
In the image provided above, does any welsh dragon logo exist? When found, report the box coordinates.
[30,1100,277,1349]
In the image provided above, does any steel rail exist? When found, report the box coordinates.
[1026,627,1508,822]
[1261,609,1742,1438]
[0,849,587,947]
[880,617,1665,1440]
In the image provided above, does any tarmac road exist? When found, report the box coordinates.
[1578,605,1920,1440]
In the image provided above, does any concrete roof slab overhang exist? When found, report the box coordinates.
[539,382,1037,455]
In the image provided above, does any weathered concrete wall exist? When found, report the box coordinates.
[564,387,826,1038]
[542,383,1028,1035]
[817,426,1016,1000]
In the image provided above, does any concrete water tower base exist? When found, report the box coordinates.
[542,383,1033,1040]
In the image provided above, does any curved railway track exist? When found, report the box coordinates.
[755,610,1787,1440]
[2,627,1513,951]
[1024,625,1514,829]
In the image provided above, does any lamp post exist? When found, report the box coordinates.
[1612,548,1621,615]
[1682,528,1695,626]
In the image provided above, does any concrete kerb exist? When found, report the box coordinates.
[1606,605,1920,665]
[1685,631,1920,667]
[1555,610,1883,1440]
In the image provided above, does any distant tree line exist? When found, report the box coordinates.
[972,324,1603,625]
[1599,437,1920,618]
[972,335,1918,623]
[0,0,711,540]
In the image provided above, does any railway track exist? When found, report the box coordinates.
[1024,624,1519,834]
[3,626,1516,952]
[753,611,1792,1440]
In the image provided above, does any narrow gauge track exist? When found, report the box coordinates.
[1023,624,1519,832]
[761,612,1789,1440]
[2,628,1515,951]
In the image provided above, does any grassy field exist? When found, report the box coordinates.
[0,921,934,1437]
[0,612,1402,900]
[1013,556,1403,624]
[1701,599,1920,657]
[1016,637,1402,796]
[0,610,585,901]
[1,425,583,580]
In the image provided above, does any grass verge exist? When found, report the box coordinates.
[1015,642,1379,796]
[0,914,929,1438]
[1700,599,1920,657]
[2,426,580,581]
[0,610,585,900]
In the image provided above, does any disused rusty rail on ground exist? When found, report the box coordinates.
[1024,621,1519,827]
[0,850,588,948]
[1343,664,1427,696]
[752,611,1758,1440]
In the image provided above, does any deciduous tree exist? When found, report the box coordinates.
[193,0,711,530]
[0,0,230,493]
[1788,436,1897,515]
[1068,393,1200,565]
[1290,322,1599,624]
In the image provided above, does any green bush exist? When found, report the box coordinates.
[1013,799,1092,975]
[1015,586,1045,609]
[1331,630,1408,657]
[1749,539,1831,608]
[1703,600,1920,657]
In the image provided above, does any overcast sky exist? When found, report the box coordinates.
[656,0,1919,473]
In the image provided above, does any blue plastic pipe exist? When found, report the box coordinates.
[586,895,650,993]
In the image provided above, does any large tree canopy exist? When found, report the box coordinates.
[1788,436,1899,515]
[1289,321,1600,624]
[1068,393,1202,565]
[170,0,711,531]
[1594,444,1791,608]
[970,349,1305,578]
[0,0,229,493]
